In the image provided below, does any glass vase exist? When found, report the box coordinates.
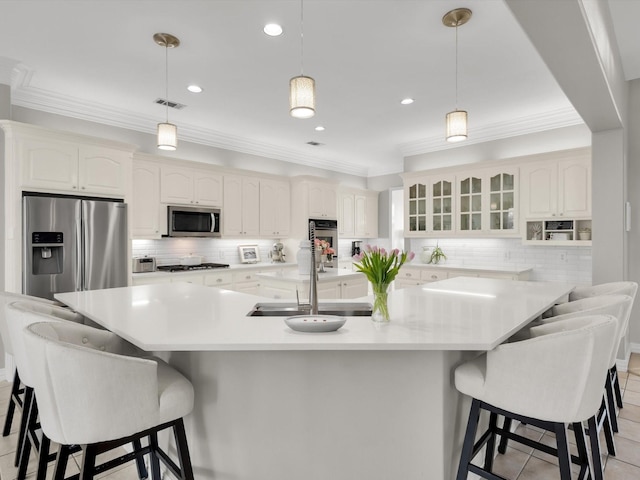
[371,283,391,322]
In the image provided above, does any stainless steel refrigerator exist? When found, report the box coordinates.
[23,194,128,300]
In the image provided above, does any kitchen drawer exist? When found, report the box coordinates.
[233,271,260,283]
[394,278,423,290]
[204,271,233,287]
[446,270,479,279]
[397,268,421,280]
[421,270,446,282]
[169,273,204,285]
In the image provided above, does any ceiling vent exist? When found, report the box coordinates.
[306,141,324,146]
[154,98,186,110]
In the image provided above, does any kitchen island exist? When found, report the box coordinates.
[56,277,572,480]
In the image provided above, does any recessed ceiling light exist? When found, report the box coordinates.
[315,126,325,131]
[187,85,203,93]
[401,98,414,105]
[264,24,283,36]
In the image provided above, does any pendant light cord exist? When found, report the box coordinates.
[165,44,170,123]
[455,22,458,110]
[300,0,305,75]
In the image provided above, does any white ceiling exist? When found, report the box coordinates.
[0,1,634,177]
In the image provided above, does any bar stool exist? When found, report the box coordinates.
[5,300,89,480]
[567,281,638,412]
[455,314,618,480]
[0,292,60,441]
[24,320,195,480]
[545,294,634,435]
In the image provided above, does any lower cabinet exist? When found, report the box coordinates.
[259,275,368,300]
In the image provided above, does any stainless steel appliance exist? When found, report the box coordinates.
[270,243,286,263]
[132,256,157,273]
[23,194,128,300]
[352,241,362,257]
[309,218,338,268]
[156,262,229,272]
[168,205,221,237]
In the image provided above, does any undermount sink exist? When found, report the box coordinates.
[247,302,372,317]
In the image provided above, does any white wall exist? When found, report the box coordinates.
[627,80,640,349]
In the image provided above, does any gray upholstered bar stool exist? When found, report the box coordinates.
[545,293,634,435]
[5,299,88,480]
[6,300,148,480]
[455,315,618,480]
[0,292,61,441]
[500,294,632,457]
[567,281,638,413]
[24,320,195,480]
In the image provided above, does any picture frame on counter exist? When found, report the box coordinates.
[238,245,260,264]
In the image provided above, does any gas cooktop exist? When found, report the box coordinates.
[156,263,230,272]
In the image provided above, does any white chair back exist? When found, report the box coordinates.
[0,292,55,355]
[25,321,188,445]
[457,314,618,423]
[548,294,633,368]
[5,300,85,388]
[569,281,638,302]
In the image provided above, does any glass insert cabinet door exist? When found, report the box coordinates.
[490,172,515,231]
[459,176,482,231]
[407,181,427,232]
[432,179,453,232]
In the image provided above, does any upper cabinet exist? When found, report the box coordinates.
[308,182,338,219]
[20,138,130,196]
[520,155,591,219]
[338,188,379,238]
[160,166,222,207]
[223,175,260,237]
[405,168,516,237]
[132,159,161,238]
[260,178,291,238]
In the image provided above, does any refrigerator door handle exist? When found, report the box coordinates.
[76,217,83,291]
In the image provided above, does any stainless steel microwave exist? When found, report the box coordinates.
[167,206,221,237]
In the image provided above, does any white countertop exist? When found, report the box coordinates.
[402,262,534,274]
[256,269,365,283]
[56,277,572,352]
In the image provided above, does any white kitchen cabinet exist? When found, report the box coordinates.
[339,277,369,298]
[20,138,129,196]
[131,275,169,286]
[455,168,518,236]
[338,192,356,236]
[338,189,379,238]
[308,182,338,218]
[260,179,291,237]
[394,266,424,289]
[169,273,204,285]
[161,166,223,207]
[520,156,590,219]
[223,175,260,236]
[405,175,455,236]
[204,271,233,289]
[132,160,161,238]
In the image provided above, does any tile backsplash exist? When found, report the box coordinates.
[408,238,592,286]
[132,237,592,286]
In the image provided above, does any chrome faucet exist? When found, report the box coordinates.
[308,221,319,315]
[297,220,319,315]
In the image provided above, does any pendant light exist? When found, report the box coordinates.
[154,33,180,150]
[289,0,316,118]
[443,8,471,143]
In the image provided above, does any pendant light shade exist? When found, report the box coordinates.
[290,75,316,119]
[289,0,316,118]
[157,122,178,150]
[446,110,467,142]
[443,8,471,143]
[154,33,180,150]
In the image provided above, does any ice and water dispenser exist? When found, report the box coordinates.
[31,232,64,275]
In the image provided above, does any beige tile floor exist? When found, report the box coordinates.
[1,356,640,479]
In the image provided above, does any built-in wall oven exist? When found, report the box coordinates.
[310,218,338,268]
[168,206,221,237]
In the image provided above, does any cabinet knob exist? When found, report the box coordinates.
[72,186,77,189]
[407,273,412,277]
[81,186,86,190]
[431,275,437,279]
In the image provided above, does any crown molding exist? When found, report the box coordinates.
[11,85,369,177]
[11,82,583,179]
[399,107,584,158]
